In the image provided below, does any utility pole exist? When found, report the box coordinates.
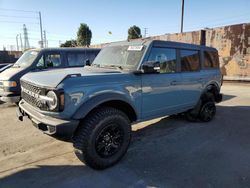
[19,33,23,51]
[39,11,44,48]
[143,28,148,38]
[43,30,47,48]
[180,0,185,33]
[23,24,30,50]
[16,34,19,51]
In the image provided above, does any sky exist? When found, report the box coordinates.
[0,0,250,50]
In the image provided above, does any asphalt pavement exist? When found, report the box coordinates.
[0,82,250,188]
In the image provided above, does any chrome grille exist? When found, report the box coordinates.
[21,80,43,94]
[21,80,47,110]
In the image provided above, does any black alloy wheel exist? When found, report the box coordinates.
[199,101,216,122]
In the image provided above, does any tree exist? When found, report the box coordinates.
[77,23,92,47]
[60,40,77,47]
[128,25,142,40]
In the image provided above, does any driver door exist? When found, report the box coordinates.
[141,47,183,119]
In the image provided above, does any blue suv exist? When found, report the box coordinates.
[17,40,223,169]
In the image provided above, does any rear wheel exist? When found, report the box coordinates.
[73,106,131,169]
[199,101,216,122]
[186,92,216,122]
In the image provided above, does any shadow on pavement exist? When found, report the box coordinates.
[1,105,250,188]
[222,94,236,102]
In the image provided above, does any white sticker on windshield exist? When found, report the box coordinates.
[127,45,143,51]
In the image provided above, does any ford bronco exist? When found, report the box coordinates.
[16,40,222,169]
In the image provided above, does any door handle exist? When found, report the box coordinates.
[171,81,177,85]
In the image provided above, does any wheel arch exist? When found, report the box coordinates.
[203,81,222,103]
[72,93,138,123]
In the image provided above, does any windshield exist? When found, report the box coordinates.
[13,50,39,67]
[92,45,145,70]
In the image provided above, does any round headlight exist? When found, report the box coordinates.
[46,91,58,110]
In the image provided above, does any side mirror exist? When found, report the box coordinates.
[85,59,91,66]
[46,60,53,67]
[142,61,160,74]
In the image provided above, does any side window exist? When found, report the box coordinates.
[180,50,200,72]
[67,52,98,67]
[45,53,61,68]
[36,55,45,67]
[67,53,86,67]
[148,47,177,73]
[85,52,98,64]
[204,51,219,68]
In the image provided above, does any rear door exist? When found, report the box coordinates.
[141,46,183,119]
[178,49,203,108]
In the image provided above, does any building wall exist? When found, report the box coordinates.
[206,23,250,80]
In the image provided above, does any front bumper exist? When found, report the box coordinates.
[17,100,79,136]
[0,95,20,103]
[0,89,20,103]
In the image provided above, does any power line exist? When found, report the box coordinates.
[0,15,39,19]
[0,8,38,13]
[0,21,39,24]
[185,14,250,28]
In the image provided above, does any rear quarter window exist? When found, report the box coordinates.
[180,49,200,72]
[204,51,219,68]
[67,52,98,67]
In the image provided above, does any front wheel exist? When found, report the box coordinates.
[73,106,131,169]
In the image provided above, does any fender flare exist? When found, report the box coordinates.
[72,93,138,120]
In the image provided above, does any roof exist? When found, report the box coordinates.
[107,39,217,51]
[152,40,217,51]
[26,47,101,53]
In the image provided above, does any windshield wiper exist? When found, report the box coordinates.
[93,64,123,70]
[91,64,100,67]
[12,65,20,68]
[109,65,123,70]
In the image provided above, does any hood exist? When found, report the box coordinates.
[0,67,26,81]
[21,66,122,88]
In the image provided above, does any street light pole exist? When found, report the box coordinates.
[180,0,185,33]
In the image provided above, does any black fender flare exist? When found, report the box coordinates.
[72,93,138,120]
[203,82,222,103]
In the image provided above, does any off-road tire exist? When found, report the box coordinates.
[73,106,131,170]
[199,101,216,122]
[185,92,216,122]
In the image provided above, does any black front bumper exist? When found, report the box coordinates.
[17,100,79,136]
